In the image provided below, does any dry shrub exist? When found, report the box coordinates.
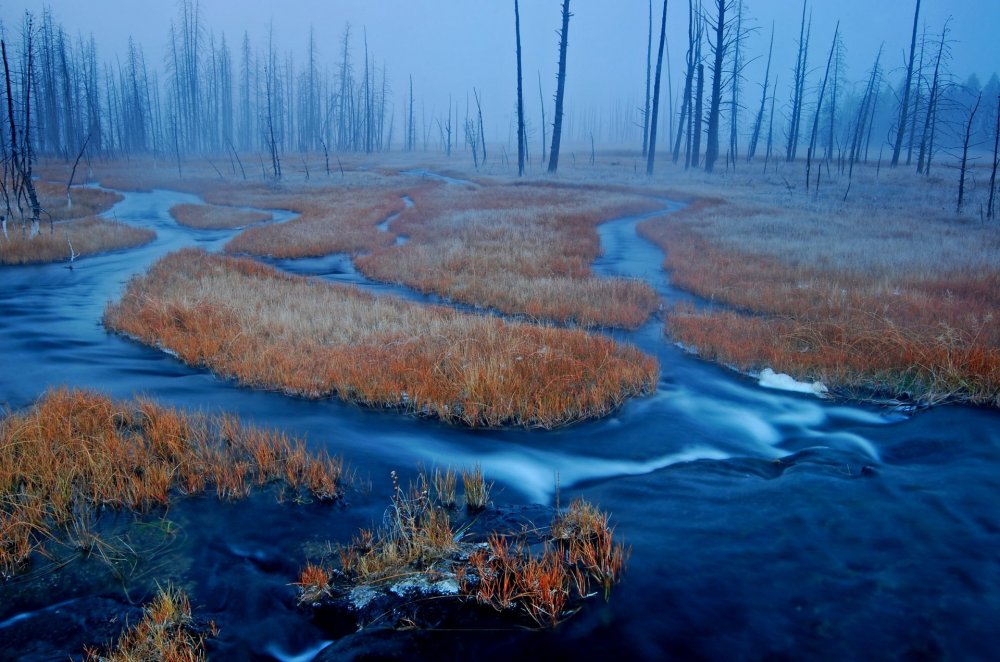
[0,217,155,265]
[84,585,213,662]
[639,192,1000,406]
[169,203,271,229]
[355,183,662,327]
[104,249,658,428]
[0,388,346,578]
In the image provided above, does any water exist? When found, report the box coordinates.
[1,185,998,660]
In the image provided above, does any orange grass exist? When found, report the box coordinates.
[640,196,1000,406]
[355,183,662,327]
[169,203,271,229]
[84,585,212,662]
[103,249,658,427]
[300,478,628,629]
[35,181,124,221]
[0,388,346,577]
[0,217,154,265]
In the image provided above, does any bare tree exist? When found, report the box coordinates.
[746,22,773,162]
[642,0,653,157]
[515,0,526,176]
[704,0,734,173]
[988,94,999,220]
[548,0,571,173]
[891,0,921,167]
[917,19,949,175]
[806,22,839,191]
[786,0,811,162]
[956,92,981,213]
[646,0,669,174]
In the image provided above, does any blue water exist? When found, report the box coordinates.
[1,184,998,660]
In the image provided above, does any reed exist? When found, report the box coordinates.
[104,249,658,428]
[0,388,347,578]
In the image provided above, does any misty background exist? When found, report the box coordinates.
[1,0,997,154]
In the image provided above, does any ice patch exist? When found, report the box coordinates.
[349,585,380,610]
[758,368,828,397]
[390,575,460,598]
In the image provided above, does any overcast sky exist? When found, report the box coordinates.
[2,1,998,144]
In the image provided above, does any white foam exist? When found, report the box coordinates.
[758,368,828,397]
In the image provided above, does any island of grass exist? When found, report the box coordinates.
[637,164,1000,407]
[104,248,658,428]
[169,202,272,229]
[0,388,346,578]
[1,183,153,265]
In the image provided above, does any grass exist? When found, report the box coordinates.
[0,387,347,578]
[297,471,629,630]
[0,217,155,265]
[84,585,213,661]
[104,248,658,428]
[636,162,1000,407]
[355,182,662,327]
[169,203,271,229]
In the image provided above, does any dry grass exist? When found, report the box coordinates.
[355,183,662,328]
[169,203,271,230]
[34,181,124,221]
[0,217,154,265]
[104,249,658,428]
[84,585,213,661]
[637,163,1000,406]
[0,388,346,577]
[298,475,628,630]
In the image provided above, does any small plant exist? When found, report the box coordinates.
[84,585,213,661]
[462,465,492,511]
[295,563,333,603]
[431,466,458,508]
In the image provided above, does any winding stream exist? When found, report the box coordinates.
[1,183,998,660]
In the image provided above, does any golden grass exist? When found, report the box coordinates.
[84,585,212,662]
[0,388,346,577]
[35,181,124,221]
[298,473,628,630]
[0,216,155,265]
[104,249,658,427]
[639,186,1000,405]
[169,203,271,230]
[355,183,662,327]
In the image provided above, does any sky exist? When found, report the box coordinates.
[1,1,998,145]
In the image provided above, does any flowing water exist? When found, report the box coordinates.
[1,184,998,660]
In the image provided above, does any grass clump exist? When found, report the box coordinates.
[169,203,271,230]
[0,217,155,265]
[355,182,662,328]
[84,585,213,661]
[296,470,628,630]
[0,388,347,578]
[461,464,491,511]
[104,249,658,428]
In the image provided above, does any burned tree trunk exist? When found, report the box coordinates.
[747,22,773,162]
[988,94,999,220]
[806,23,839,191]
[548,0,571,174]
[957,93,981,214]
[891,0,921,167]
[786,0,810,162]
[704,0,727,173]
[646,0,669,175]
[643,0,653,158]
[515,0,526,176]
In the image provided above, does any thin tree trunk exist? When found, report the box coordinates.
[515,0,526,176]
[647,0,669,175]
[806,23,839,191]
[891,0,921,167]
[643,0,653,157]
[957,93,981,213]
[548,0,571,173]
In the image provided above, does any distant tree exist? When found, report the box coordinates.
[891,0,921,167]
[988,93,999,220]
[916,19,950,175]
[786,0,811,162]
[806,22,839,191]
[548,0,571,174]
[672,0,698,164]
[642,0,653,158]
[957,92,981,213]
[704,0,735,173]
[746,22,774,162]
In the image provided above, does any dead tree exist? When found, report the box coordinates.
[806,22,839,191]
[917,19,949,175]
[474,88,486,163]
[672,0,697,164]
[848,47,882,179]
[548,0,571,174]
[643,0,653,157]
[747,22,774,162]
[646,0,669,175]
[691,62,705,168]
[537,71,547,165]
[890,0,921,167]
[956,92,981,213]
[704,0,733,173]
[2,36,42,230]
[786,0,810,162]
[515,0,526,175]
[988,94,999,220]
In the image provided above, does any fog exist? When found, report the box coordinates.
[1,0,998,147]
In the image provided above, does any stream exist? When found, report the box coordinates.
[1,183,998,660]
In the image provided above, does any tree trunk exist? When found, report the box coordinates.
[548,0,571,173]
[957,93,981,213]
[704,0,726,173]
[806,23,839,191]
[891,0,921,167]
[646,0,669,175]
[515,0,526,176]
[643,0,653,157]
[691,62,705,168]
